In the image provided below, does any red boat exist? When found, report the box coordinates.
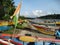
[32,24,55,35]
[0,35,22,45]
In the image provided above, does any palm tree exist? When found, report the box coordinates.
[0,0,15,20]
[0,0,5,19]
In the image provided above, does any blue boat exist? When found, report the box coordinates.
[0,26,11,31]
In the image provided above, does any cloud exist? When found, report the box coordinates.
[24,11,29,16]
[32,10,47,17]
[21,11,29,17]
[21,10,50,18]
[47,12,52,14]
[21,11,37,17]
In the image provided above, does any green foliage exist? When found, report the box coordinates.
[0,44,3,45]
[2,14,10,20]
[17,22,28,29]
[19,16,25,20]
[0,0,5,19]
[19,16,35,19]
[0,0,15,20]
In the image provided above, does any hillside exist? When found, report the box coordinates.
[19,16,35,19]
[37,14,60,19]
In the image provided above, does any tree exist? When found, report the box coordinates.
[0,0,5,19]
[0,0,15,20]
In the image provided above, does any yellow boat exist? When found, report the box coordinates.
[32,24,55,36]
[0,21,8,26]
[56,22,60,24]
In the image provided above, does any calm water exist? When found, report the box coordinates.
[28,19,60,23]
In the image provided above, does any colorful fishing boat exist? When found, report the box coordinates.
[31,24,55,36]
[29,20,60,35]
[0,35,22,45]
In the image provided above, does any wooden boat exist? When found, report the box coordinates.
[0,36,22,45]
[0,33,23,45]
[56,22,60,26]
[0,21,8,26]
[27,20,55,35]
[32,24,55,36]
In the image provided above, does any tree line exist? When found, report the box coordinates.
[37,14,60,19]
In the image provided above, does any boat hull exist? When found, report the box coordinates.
[32,24,55,36]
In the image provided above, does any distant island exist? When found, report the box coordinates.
[37,14,60,19]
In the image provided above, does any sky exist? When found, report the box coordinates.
[14,0,60,17]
